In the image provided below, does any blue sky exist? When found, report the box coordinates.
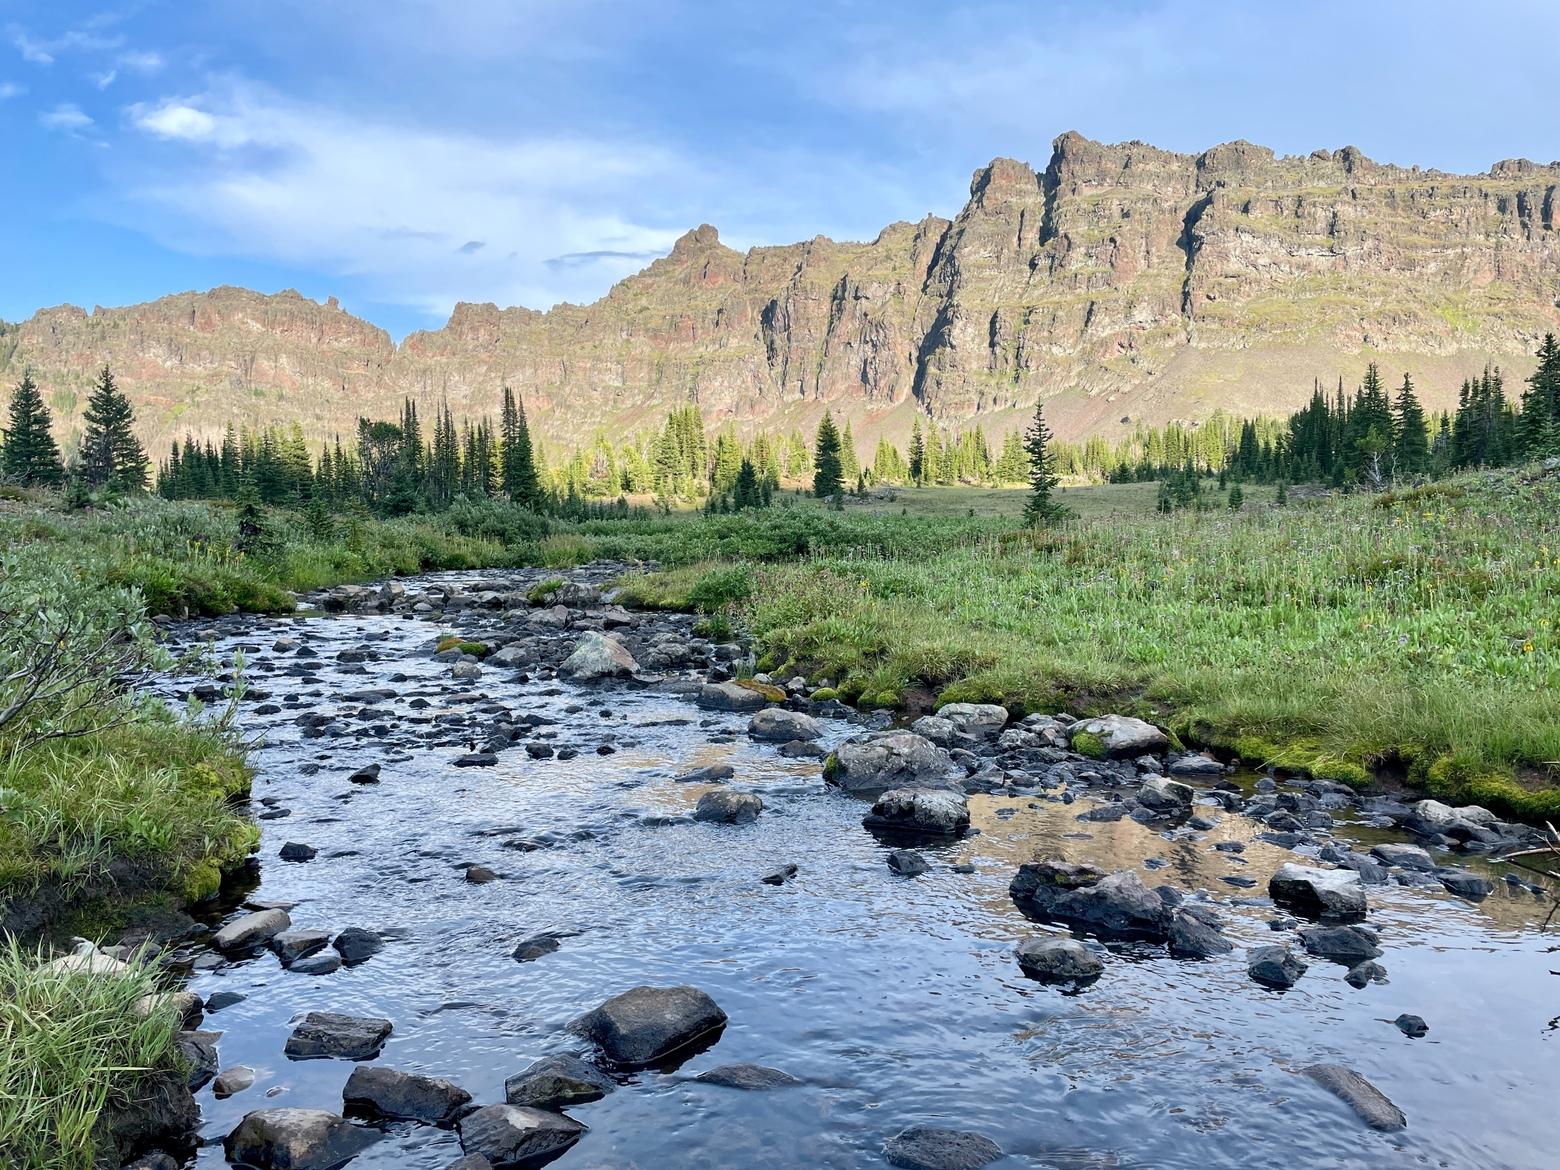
[3,0,1559,340]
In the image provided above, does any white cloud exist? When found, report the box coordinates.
[94,68,117,89]
[40,102,93,132]
[117,49,164,74]
[0,81,23,99]
[119,83,690,318]
[11,29,54,65]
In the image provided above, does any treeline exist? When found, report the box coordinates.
[5,336,1558,516]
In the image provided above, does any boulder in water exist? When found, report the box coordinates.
[862,787,970,838]
[883,1125,1004,1170]
[504,1054,616,1110]
[823,731,961,795]
[1014,936,1105,983]
[224,1108,378,1170]
[343,1065,471,1124]
[576,985,727,1068]
[457,1104,586,1168]
[1301,1063,1407,1131]
[559,633,638,681]
[1269,863,1367,921]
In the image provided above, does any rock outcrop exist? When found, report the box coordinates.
[8,135,1557,455]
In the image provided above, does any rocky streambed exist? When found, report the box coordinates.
[107,565,1558,1170]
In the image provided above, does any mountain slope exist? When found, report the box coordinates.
[4,132,1558,454]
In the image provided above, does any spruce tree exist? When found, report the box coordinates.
[1022,399,1063,525]
[1519,333,1560,456]
[78,365,148,491]
[1,372,65,487]
[1391,373,1429,480]
[813,412,843,498]
[908,418,926,485]
[732,457,759,510]
[500,386,542,509]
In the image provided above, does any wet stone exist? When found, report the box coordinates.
[883,1125,1004,1170]
[692,1062,801,1089]
[1301,1064,1407,1131]
[577,985,727,1068]
[504,1054,616,1110]
[224,1108,378,1170]
[284,1012,393,1061]
[343,1064,472,1124]
[457,1104,586,1168]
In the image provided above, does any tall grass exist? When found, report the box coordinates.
[0,941,181,1170]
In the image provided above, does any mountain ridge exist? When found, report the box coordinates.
[5,131,1558,454]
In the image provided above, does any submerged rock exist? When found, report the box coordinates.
[224,1108,378,1170]
[692,1062,802,1089]
[1301,1063,1407,1131]
[886,848,930,877]
[693,790,764,824]
[284,1012,393,1061]
[577,985,727,1068]
[883,1125,1004,1170]
[1393,1013,1429,1038]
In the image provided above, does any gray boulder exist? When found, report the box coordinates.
[577,985,727,1068]
[284,1012,392,1061]
[457,1105,586,1168]
[1069,715,1169,758]
[910,715,957,747]
[271,929,331,966]
[862,787,970,838]
[1437,868,1493,900]
[343,1065,470,1124]
[331,928,382,965]
[886,849,930,876]
[1269,863,1367,921]
[1248,945,1307,988]
[1167,753,1224,778]
[1014,936,1105,983]
[934,703,1009,736]
[1009,861,1170,941]
[1301,1064,1407,1131]
[213,1066,257,1100]
[1168,910,1233,958]
[1137,776,1194,817]
[504,1054,616,1110]
[1369,842,1435,870]
[823,731,961,795]
[884,1125,1003,1170]
[213,909,290,952]
[697,681,769,712]
[558,632,638,681]
[693,790,764,824]
[224,1108,377,1170]
[747,708,821,742]
[1298,924,1382,961]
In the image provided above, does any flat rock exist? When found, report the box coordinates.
[214,909,291,952]
[697,681,769,712]
[884,1125,1004,1170]
[824,731,961,795]
[1069,715,1169,758]
[748,708,822,742]
[1299,924,1382,961]
[284,1012,393,1061]
[692,1062,801,1089]
[224,1108,378,1170]
[1302,1063,1407,1131]
[1010,860,1170,941]
[343,1065,471,1124]
[272,929,331,966]
[577,985,727,1068]
[934,702,1009,736]
[457,1104,586,1168]
[504,1054,616,1110]
[1369,842,1435,870]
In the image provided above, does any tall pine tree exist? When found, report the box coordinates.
[812,412,843,498]
[500,386,542,509]
[2,372,65,487]
[1022,399,1063,525]
[1391,373,1429,480]
[78,365,148,491]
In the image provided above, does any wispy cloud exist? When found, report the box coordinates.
[0,80,23,99]
[40,102,93,132]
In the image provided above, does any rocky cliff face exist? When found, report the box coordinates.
[5,133,1558,454]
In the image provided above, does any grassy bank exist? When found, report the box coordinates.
[621,466,1560,820]
[0,941,185,1170]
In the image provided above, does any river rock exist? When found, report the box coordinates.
[1009,861,1170,941]
[693,1062,801,1089]
[504,1054,616,1110]
[884,1125,1003,1170]
[279,842,317,862]
[177,1030,220,1090]
[1069,715,1169,758]
[271,929,331,966]
[465,865,499,883]
[1301,1064,1407,1131]
[1393,1013,1429,1037]
[1167,753,1224,778]
[823,731,961,795]
[224,1108,378,1170]
[577,985,727,1067]
[332,928,383,965]
[343,1065,471,1124]
[910,715,957,746]
[457,1105,586,1168]
[213,909,291,952]
[747,708,822,742]
[1168,910,1233,958]
[1369,842,1435,870]
[693,790,764,824]
[1248,945,1307,988]
[1269,863,1367,921]
[1437,868,1493,900]
[862,787,970,837]
[1298,924,1382,961]
[697,681,769,712]
[511,933,564,963]
[886,848,930,876]
[1014,936,1105,983]
[213,1065,257,1099]
[1345,959,1389,987]
[934,703,1008,736]
[761,863,799,885]
[559,632,638,681]
[1137,776,1194,816]
[284,1012,393,1061]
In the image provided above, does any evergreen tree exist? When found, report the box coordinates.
[732,457,760,510]
[1022,399,1063,525]
[908,417,926,485]
[500,386,542,509]
[1228,484,1244,511]
[813,412,843,498]
[1,372,65,487]
[1391,373,1429,480]
[1519,333,1560,456]
[78,365,148,491]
